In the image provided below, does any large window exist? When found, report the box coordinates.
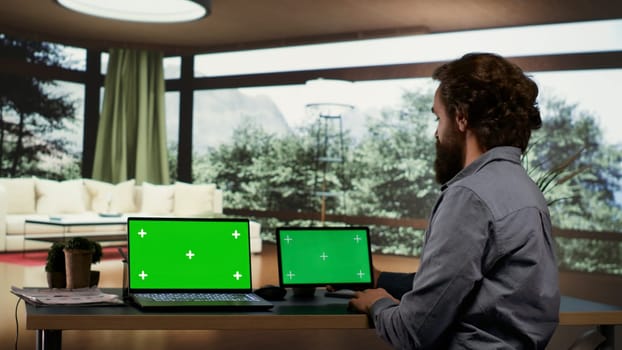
[192,72,622,187]
[189,20,622,273]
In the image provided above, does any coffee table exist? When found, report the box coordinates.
[23,216,128,249]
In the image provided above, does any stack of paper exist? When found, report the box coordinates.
[10,286,123,306]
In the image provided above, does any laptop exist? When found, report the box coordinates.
[276,226,374,292]
[127,217,273,310]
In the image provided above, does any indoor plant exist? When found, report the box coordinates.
[45,241,67,288]
[45,237,103,289]
[63,237,103,289]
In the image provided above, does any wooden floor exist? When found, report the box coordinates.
[0,242,611,350]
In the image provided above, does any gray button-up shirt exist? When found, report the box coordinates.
[371,146,560,349]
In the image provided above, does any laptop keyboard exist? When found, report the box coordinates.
[137,292,261,302]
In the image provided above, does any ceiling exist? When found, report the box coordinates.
[1,0,621,55]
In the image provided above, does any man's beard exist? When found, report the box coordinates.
[434,124,466,184]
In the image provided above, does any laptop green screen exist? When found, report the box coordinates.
[128,218,251,290]
[276,227,373,288]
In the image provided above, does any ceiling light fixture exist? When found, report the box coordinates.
[57,0,211,23]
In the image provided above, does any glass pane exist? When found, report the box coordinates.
[529,69,622,275]
[59,45,86,70]
[100,52,179,78]
[530,69,622,226]
[163,56,181,80]
[46,80,84,179]
[165,91,180,181]
[195,19,622,77]
[0,80,84,179]
[532,69,622,146]
[191,71,622,272]
[0,34,86,71]
[191,79,436,254]
[101,52,109,75]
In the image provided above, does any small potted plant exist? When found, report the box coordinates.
[53,237,103,289]
[63,237,103,289]
[45,241,67,288]
[63,237,102,289]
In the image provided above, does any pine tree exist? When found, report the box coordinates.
[0,34,77,178]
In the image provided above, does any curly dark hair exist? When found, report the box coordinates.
[432,52,542,153]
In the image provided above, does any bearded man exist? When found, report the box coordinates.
[348,53,560,350]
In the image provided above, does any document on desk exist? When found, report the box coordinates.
[10,286,123,306]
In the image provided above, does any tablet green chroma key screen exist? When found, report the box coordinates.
[128,219,251,290]
[278,228,373,286]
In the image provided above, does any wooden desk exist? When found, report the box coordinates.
[25,290,622,350]
[559,295,622,349]
[26,288,364,350]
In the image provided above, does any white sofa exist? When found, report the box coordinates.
[0,177,262,253]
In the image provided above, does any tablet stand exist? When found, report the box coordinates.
[292,287,316,298]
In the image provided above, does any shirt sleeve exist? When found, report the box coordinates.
[370,186,492,349]
[377,271,416,299]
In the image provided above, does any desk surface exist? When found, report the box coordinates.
[26,288,366,331]
[559,295,622,325]
[25,289,622,331]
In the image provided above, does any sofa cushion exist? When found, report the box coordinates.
[85,179,137,213]
[173,182,216,216]
[34,178,87,214]
[0,177,36,214]
[141,182,174,215]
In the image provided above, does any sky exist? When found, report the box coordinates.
[239,69,622,145]
[532,70,622,144]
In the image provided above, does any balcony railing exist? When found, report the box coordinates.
[225,207,622,276]
[224,207,622,241]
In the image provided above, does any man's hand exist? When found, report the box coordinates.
[349,288,399,314]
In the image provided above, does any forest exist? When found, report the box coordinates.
[192,90,622,274]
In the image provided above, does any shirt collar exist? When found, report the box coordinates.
[440,146,523,191]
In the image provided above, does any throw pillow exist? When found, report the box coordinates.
[141,182,174,215]
[0,177,36,214]
[173,181,216,216]
[34,178,86,214]
[85,179,137,213]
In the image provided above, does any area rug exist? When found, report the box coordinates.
[0,246,125,267]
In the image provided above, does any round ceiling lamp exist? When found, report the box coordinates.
[57,0,211,23]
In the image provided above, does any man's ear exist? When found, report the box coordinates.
[455,113,468,132]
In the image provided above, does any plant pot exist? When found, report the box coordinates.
[46,271,66,289]
[64,248,92,289]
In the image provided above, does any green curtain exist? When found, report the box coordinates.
[92,48,169,185]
